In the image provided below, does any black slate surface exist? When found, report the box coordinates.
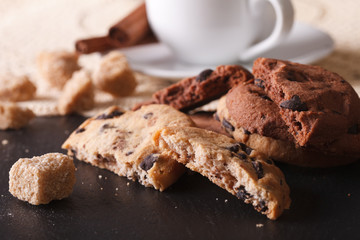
[0,116,360,240]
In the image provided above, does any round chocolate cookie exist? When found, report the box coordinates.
[253,58,360,156]
[216,84,358,167]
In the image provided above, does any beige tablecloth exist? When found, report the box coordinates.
[0,0,359,116]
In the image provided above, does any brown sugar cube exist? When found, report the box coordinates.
[9,153,76,205]
[37,50,80,89]
[0,74,36,102]
[93,51,137,97]
[57,70,95,115]
[0,102,35,130]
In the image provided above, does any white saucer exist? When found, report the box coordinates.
[121,22,334,79]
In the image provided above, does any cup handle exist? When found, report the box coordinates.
[238,0,294,61]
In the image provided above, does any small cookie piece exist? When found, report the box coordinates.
[253,58,360,155]
[93,51,137,97]
[62,104,195,191]
[0,74,36,101]
[37,50,80,89]
[57,70,95,115]
[217,93,358,167]
[153,126,291,220]
[9,153,76,205]
[0,102,35,130]
[151,65,253,111]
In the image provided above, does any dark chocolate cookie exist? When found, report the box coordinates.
[253,58,360,155]
[151,65,253,111]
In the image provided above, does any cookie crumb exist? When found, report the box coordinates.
[174,206,178,209]
[2,139,9,145]
[98,175,102,179]
[104,177,108,180]
[256,223,264,228]
[127,182,130,186]
[114,193,118,196]
[216,198,219,201]
[224,199,228,203]
[100,187,103,191]
[25,149,29,153]
[115,187,119,191]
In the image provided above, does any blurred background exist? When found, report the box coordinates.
[0,0,358,91]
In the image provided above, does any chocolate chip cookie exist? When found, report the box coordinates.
[149,65,253,111]
[253,58,360,156]
[153,126,291,220]
[217,92,358,167]
[62,104,195,191]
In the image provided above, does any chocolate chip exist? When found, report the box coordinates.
[140,154,159,171]
[95,110,124,120]
[280,95,308,112]
[236,186,251,200]
[236,152,247,160]
[196,69,213,82]
[143,112,153,119]
[265,159,274,165]
[239,143,252,155]
[71,149,77,156]
[348,124,359,134]
[222,119,235,132]
[260,95,272,101]
[214,113,220,122]
[75,128,85,134]
[226,144,240,153]
[251,161,264,179]
[125,151,134,156]
[257,200,268,213]
[254,79,265,88]
[243,129,251,135]
[100,123,116,132]
[340,79,346,83]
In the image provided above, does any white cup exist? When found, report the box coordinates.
[145,0,294,65]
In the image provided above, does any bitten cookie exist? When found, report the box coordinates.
[153,126,291,220]
[62,104,195,191]
[0,102,35,130]
[253,58,360,156]
[37,50,80,89]
[9,153,76,205]
[0,74,36,102]
[93,51,137,97]
[143,65,253,112]
[57,70,95,115]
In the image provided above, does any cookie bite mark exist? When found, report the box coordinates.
[153,126,291,220]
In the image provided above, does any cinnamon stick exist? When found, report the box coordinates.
[108,3,150,46]
[75,3,157,54]
[75,36,116,54]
